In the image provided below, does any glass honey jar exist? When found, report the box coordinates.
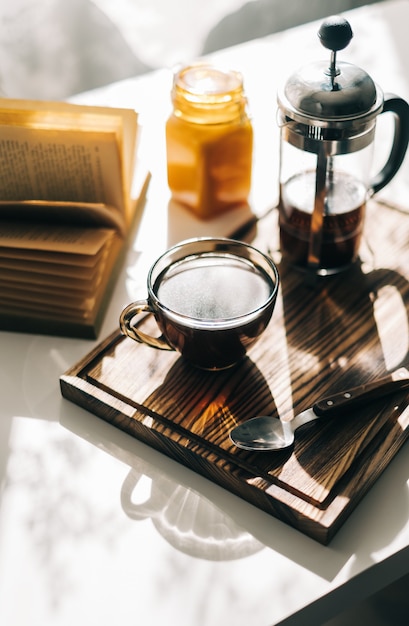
[166,63,253,219]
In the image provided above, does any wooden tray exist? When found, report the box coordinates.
[60,201,409,544]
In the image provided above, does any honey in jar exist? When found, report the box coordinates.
[166,63,253,219]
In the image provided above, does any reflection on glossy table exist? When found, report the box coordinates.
[1,2,409,625]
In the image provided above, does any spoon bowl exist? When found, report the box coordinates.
[230,416,296,451]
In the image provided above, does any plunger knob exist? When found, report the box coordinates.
[318,16,353,52]
[318,16,353,81]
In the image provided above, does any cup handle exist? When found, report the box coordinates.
[371,94,409,195]
[119,300,174,351]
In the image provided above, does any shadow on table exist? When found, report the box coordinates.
[59,380,409,583]
[0,0,151,100]
[202,0,383,54]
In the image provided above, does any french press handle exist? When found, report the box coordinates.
[371,94,409,195]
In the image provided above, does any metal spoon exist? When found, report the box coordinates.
[230,368,409,451]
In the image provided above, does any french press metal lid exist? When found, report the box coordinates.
[278,16,383,127]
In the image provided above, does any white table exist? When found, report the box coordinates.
[1,2,409,624]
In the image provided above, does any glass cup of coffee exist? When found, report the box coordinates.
[119,238,279,370]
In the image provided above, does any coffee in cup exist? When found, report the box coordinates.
[120,238,279,370]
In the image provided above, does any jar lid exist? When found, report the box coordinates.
[278,16,383,123]
[176,64,243,97]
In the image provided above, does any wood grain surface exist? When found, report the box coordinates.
[60,200,409,543]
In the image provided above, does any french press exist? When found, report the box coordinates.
[277,15,409,274]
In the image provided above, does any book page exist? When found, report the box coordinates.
[0,200,126,234]
[0,98,137,142]
[0,221,114,255]
[0,243,106,267]
[0,278,90,297]
[0,126,125,216]
[0,288,95,313]
[0,257,103,280]
[0,267,102,290]
[0,98,139,224]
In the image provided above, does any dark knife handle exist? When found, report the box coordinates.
[313,368,409,416]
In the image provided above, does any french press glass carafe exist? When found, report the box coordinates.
[277,16,409,274]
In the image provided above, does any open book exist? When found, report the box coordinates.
[0,98,150,338]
